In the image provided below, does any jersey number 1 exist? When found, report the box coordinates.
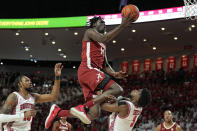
[130,116,137,127]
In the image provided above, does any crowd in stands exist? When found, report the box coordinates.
[0,67,197,131]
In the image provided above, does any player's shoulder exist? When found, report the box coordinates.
[124,100,136,110]
[9,92,17,96]
[54,121,59,125]
[30,93,40,102]
[10,91,20,96]
[52,121,59,128]
[7,92,17,100]
[86,28,95,33]
[85,28,98,36]
[68,122,72,127]
[4,92,18,106]
[176,124,182,131]
[156,124,161,130]
[31,93,40,98]
[84,28,95,41]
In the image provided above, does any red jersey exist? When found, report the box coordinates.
[56,120,70,131]
[160,122,177,131]
[78,40,114,102]
[81,40,106,69]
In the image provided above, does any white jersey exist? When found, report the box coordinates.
[109,101,142,131]
[4,92,35,131]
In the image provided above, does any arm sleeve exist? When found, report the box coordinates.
[0,113,24,122]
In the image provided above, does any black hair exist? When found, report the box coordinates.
[138,88,151,108]
[88,16,103,28]
[13,75,25,89]
[162,107,172,113]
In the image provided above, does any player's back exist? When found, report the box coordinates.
[56,120,69,131]
[109,101,142,131]
[4,92,35,131]
[160,122,177,131]
[80,40,106,69]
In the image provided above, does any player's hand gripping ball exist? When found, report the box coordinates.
[121,4,140,22]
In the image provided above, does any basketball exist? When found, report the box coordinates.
[121,4,139,22]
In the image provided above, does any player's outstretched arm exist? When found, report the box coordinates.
[155,125,161,131]
[101,100,129,117]
[0,93,36,122]
[84,16,132,44]
[101,102,120,112]
[33,63,63,103]
[52,121,58,131]
[103,55,127,80]
[103,66,127,80]
[102,55,115,76]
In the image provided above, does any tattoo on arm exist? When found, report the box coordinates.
[0,93,17,114]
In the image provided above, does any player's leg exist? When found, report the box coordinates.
[45,104,79,129]
[70,78,123,124]
[46,68,123,127]
[82,69,123,109]
[54,104,100,120]
[45,82,122,128]
[91,82,123,104]
[83,82,122,120]
[53,102,101,124]
[45,86,94,128]
[85,103,100,120]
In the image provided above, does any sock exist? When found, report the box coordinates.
[57,110,70,117]
[83,100,95,108]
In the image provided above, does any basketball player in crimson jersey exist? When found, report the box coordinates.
[0,63,63,131]
[52,116,72,131]
[101,88,151,131]
[156,110,182,131]
[45,15,134,128]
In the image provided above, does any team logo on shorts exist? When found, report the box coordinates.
[96,73,103,82]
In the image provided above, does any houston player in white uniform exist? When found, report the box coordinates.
[0,63,63,131]
[101,88,151,131]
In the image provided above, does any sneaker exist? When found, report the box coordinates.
[70,105,91,124]
[45,104,60,129]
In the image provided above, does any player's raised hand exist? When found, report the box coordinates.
[113,71,128,79]
[54,63,63,77]
[121,12,135,27]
